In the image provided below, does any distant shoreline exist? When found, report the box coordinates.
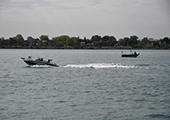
[0,46,170,50]
[1,34,170,50]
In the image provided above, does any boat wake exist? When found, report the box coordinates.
[64,63,136,69]
[25,63,168,70]
[27,65,54,68]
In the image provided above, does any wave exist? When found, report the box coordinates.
[64,63,136,69]
[145,114,170,119]
[135,64,150,67]
[135,64,169,70]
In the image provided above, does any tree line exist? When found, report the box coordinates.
[0,34,170,49]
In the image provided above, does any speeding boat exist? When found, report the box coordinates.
[121,51,140,57]
[21,56,59,67]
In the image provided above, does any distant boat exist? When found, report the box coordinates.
[121,51,140,57]
[21,56,59,67]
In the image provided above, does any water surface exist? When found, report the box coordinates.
[0,49,170,120]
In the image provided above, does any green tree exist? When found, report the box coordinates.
[138,37,148,48]
[56,35,70,45]
[40,35,49,41]
[27,36,37,42]
[102,35,117,46]
[109,36,117,46]
[128,35,138,47]
[9,37,17,46]
[70,37,78,44]
[0,37,5,41]
[102,35,110,41]
[91,35,101,42]
[83,37,87,42]
[14,34,24,45]
[163,37,170,44]
[76,36,83,43]
[118,38,124,46]
[71,37,78,41]
[52,37,57,41]
[123,37,130,46]
[109,36,116,41]
[66,38,74,46]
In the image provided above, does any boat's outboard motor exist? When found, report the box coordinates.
[21,57,25,60]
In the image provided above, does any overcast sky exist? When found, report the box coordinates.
[0,0,170,40]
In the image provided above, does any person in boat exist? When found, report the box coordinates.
[47,59,52,63]
[134,51,137,55]
[28,56,32,60]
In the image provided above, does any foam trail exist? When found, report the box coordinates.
[64,63,136,69]
[28,65,54,68]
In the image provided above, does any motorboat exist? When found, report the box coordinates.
[121,51,140,57]
[21,56,59,67]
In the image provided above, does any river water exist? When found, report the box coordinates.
[0,49,170,120]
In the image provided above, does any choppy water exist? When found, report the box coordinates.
[0,49,170,120]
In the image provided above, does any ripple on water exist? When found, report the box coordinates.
[145,114,170,119]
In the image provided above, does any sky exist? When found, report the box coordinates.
[0,0,170,40]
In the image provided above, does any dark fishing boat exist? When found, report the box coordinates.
[121,51,140,57]
[21,56,59,67]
